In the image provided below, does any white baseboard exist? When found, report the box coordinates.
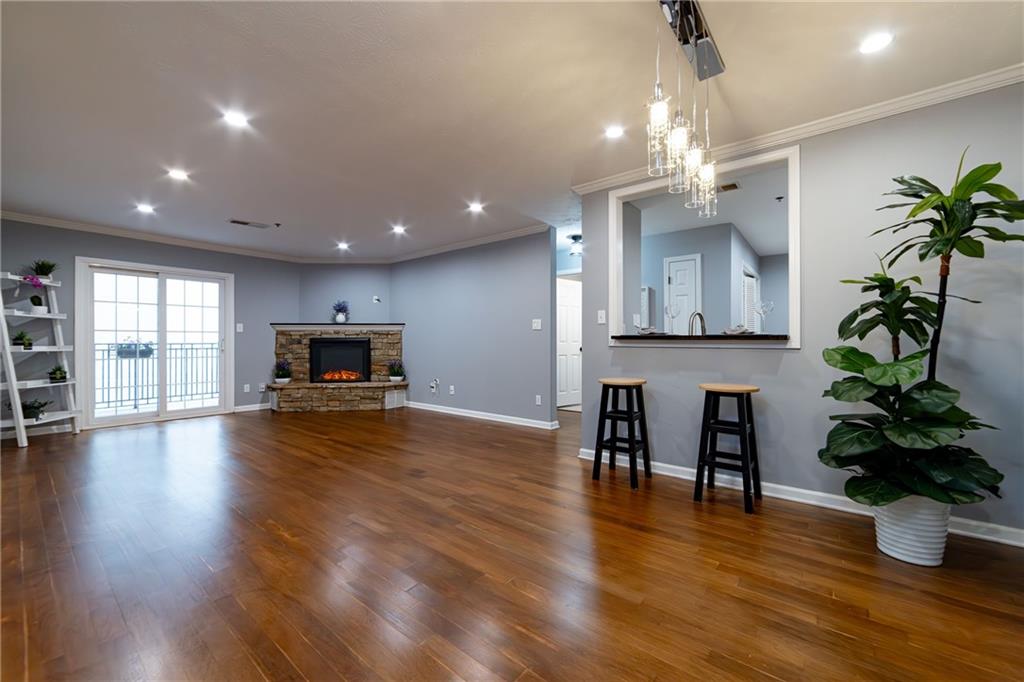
[407,402,559,430]
[233,402,271,413]
[579,448,1024,548]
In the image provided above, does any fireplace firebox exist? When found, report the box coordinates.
[309,337,371,383]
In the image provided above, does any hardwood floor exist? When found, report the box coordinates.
[3,408,1022,681]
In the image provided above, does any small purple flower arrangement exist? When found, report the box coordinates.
[388,359,405,382]
[332,300,350,323]
[22,274,44,289]
[273,358,292,383]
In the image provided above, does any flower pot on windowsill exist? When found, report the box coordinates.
[274,377,291,385]
[873,496,951,567]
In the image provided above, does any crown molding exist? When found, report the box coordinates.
[1,210,549,266]
[571,62,1024,196]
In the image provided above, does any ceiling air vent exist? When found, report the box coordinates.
[718,182,740,193]
[228,219,281,229]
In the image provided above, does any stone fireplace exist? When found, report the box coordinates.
[268,323,406,412]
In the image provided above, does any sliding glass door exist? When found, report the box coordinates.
[82,261,230,427]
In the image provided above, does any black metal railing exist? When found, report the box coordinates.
[94,342,220,411]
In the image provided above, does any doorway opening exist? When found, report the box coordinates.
[554,227,583,437]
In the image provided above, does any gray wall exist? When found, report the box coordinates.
[581,84,1023,529]
[622,204,642,329]
[390,230,556,423]
[640,223,733,333]
[730,225,761,328]
[1,220,302,407]
[760,254,789,335]
[298,264,392,323]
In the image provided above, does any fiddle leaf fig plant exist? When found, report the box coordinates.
[819,151,1020,507]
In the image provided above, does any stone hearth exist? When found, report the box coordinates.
[269,323,405,412]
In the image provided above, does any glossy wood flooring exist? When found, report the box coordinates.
[3,409,1023,681]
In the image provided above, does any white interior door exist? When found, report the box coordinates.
[81,260,231,427]
[556,278,582,407]
[664,254,702,334]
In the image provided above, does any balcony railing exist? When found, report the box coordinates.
[94,342,220,412]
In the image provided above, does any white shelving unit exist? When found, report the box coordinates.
[0,272,80,447]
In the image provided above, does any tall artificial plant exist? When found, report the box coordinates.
[819,151,1021,507]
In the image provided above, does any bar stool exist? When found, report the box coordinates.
[693,383,762,513]
[592,378,651,490]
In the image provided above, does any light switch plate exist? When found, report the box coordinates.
[531,318,542,331]
[597,309,607,324]
[449,385,455,395]
[236,322,244,333]
[258,383,266,393]
[243,383,250,393]
[535,394,542,406]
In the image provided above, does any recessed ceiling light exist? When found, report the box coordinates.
[222,110,250,128]
[337,241,350,251]
[167,168,189,181]
[392,224,406,235]
[859,32,893,54]
[604,125,625,139]
[136,203,155,214]
[468,202,484,213]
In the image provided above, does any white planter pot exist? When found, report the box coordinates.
[334,312,348,323]
[29,305,49,315]
[873,496,951,567]
[389,376,404,383]
[274,377,291,385]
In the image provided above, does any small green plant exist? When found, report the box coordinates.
[388,360,405,377]
[12,331,32,347]
[29,295,44,307]
[273,359,292,378]
[48,365,68,383]
[12,400,53,419]
[29,260,58,277]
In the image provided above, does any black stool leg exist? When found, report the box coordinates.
[635,386,652,478]
[625,387,639,490]
[608,387,621,470]
[592,385,609,481]
[706,393,720,489]
[736,393,755,514]
[693,392,713,502]
[746,393,762,500]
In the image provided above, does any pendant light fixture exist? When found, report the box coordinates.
[646,22,671,177]
[698,78,718,218]
[666,23,691,194]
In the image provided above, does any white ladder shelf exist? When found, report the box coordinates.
[0,272,80,447]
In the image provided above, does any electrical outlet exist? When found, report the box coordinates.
[257,383,266,393]
[535,394,542,406]
[243,383,251,393]
[449,385,455,395]
[597,309,607,324]
[430,379,439,394]
[236,322,244,333]
[531,318,542,331]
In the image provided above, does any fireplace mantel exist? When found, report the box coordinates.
[270,323,404,332]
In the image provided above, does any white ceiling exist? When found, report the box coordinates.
[630,163,788,256]
[2,2,1021,261]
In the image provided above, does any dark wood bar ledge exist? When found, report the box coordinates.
[611,333,790,341]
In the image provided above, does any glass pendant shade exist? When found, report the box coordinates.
[683,145,705,207]
[697,161,718,218]
[646,83,671,177]
[666,110,690,193]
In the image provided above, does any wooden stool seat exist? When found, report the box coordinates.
[600,377,647,387]
[698,383,759,394]
[693,384,763,513]
[592,379,651,490]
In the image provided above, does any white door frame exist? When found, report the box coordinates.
[555,277,583,407]
[662,253,702,333]
[74,256,235,429]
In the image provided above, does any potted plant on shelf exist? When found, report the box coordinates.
[28,260,58,278]
[12,331,33,350]
[18,399,53,421]
[116,338,155,359]
[388,360,405,383]
[48,365,68,384]
[332,300,350,323]
[818,151,1021,566]
[28,294,48,315]
[273,359,292,384]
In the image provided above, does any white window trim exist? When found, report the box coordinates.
[606,144,801,349]
[74,256,235,428]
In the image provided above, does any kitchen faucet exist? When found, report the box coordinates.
[688,311,706,336]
